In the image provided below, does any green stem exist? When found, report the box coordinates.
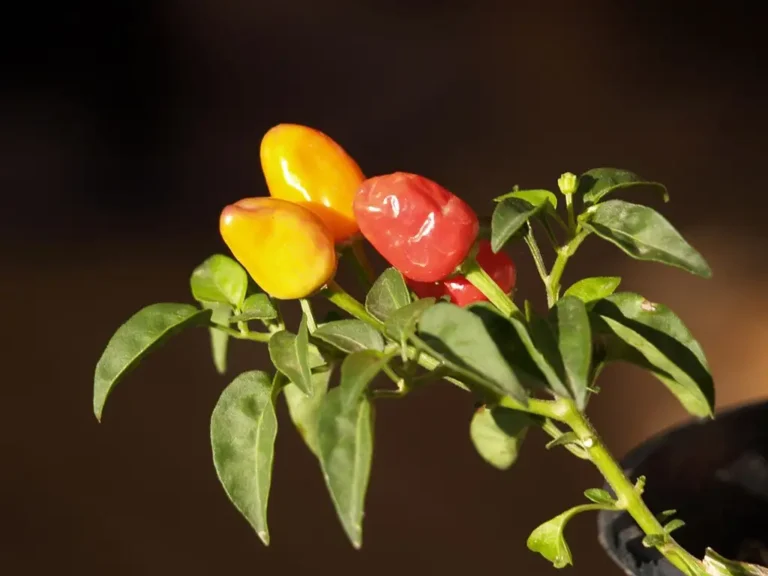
[321,280,383,330]
[565,193,576,234]
[349,237,375,289]
[462,256,520,316]
[299,298,317,332]
[560,400,703,575]
[524,225,550,288]
[546,229,590,307]
[210,323,271,342]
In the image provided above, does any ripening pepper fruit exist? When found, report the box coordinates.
[407,240,516,307]
[260,123,364,243]
[353,172,479,282]
[219,197,337,299]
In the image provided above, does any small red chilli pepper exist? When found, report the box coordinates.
[353,172,479,282]
[407,240,516,306]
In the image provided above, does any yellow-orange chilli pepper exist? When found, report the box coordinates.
[260,123,364,243]
[219,197,337,300]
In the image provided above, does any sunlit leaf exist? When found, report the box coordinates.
[470,405,532,469]
[365,268,411,321]
[190,254,248,307]
[563,276,622,304]
[268,316,313,395]
[210,370,279,546]
[314,320,385,354]
[317,351,386,548]
[582,200,711,278]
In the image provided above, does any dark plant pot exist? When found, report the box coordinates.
[597,398,768,575]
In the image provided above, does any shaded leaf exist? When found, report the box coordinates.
[550,296,592,408]
[592,292,714,418]
[229,293,277,322]
[284,369,332,457]
[314,320,385,354]
[190,254,248,307]
[494,189,558,211]
[491,197,544,253]
[385,298,436,348]
[210,370,278,546]
[418,303,528,404]
[583,200,711,278]
[93,303,211,421]
[564,276,622,304]
[470,406,531,469]
[365,268,411,321]
[545,432,580,450]
[318,351,385,548]
[268,316,312,395]
[578,168,669,206]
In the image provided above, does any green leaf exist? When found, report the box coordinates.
[314,320,385,354]
[704,548,768,575]
[642,534,667,548]
[578,168,669,206]
[93,303,211,421]
[584,488,616,506]
[528,505,604,569]
[284,369,332,457]
[592,292,714,418]
[469,303,567,398]
[385,298,436,349]
[337,350,390,405]
[664,518,686,534]
[365,268,411,321]
[550,297,592,408]
[229,293,278,322]
[545,432,580,450]
[208,303,232,374]
[491,197,545,253]
[268,316,313,396]
[190,254,248,307]
[211,371,278,546]
[582,200,711,278]
[318,351,385,548]
[418,303,528,404]
[658,509,678,521]
[494,189,558,211]
[470,405,531,470]
[564,276,622,303]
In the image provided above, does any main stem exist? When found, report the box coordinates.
[560,401,703,574]
[323,276,702,572]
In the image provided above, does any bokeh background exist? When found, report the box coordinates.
[2,1,767,574]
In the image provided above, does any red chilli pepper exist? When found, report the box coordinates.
[407,240,516,307]
[353,172,479,282]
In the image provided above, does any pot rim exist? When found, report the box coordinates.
[596,396,768,575]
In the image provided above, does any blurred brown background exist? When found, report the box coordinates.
[2,1,767,574]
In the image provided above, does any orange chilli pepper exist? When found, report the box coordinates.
[219,197,337,299]
[260,123,364,243]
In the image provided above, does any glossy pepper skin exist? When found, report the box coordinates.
[407,240,516,306]
[260,123,364,244]
[219,197,337,299]
[353,172,479,282]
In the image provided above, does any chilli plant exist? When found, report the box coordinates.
[93,124,765,575]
